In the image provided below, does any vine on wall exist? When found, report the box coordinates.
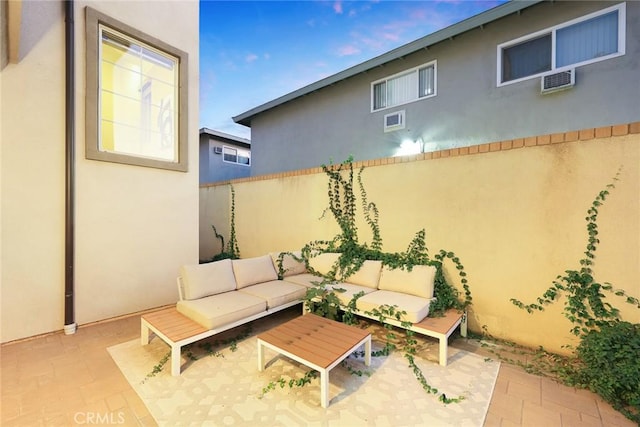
[205,185,240,262]
[297,157,472,314]
[509,168,640,423]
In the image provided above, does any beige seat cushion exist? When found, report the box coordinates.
[377,265,436,299]
[356,290,433,323]
[177,291,266,329]
[179,259,237,300]
[238,280,306,309]
[342,260,382,288]
[282,273,326,288]
[232,255,278,289]
[270,251,307,277]
[329,283,377,306]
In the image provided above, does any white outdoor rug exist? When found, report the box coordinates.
[108,316,499,426]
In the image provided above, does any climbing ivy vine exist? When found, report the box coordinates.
[509,168,640,423]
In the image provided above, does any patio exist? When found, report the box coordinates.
[1,307,635,426]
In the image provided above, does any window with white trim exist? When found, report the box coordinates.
[498,3,625,85]
[372,61,436,112]
[223,146,251,166]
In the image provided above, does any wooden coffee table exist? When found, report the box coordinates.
[257,314,371,408]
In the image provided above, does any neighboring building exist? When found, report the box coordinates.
[234,1,640,176]
[1,1,199,342]
[199,128,251,184]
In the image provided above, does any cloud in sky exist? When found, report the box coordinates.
[337,44,361,57]
[199,0,508,138]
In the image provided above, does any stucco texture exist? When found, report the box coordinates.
[201,134,639,354]
[1,1,200,342]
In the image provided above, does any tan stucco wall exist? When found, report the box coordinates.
[201,130,640,354]
[1,1,199,342]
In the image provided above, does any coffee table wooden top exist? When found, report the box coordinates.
[257,314,370,369]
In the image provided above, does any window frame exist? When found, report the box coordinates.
[496,2,625,87]
[85,7,189,172]
[222,146,251,167]
[370,60,437,112]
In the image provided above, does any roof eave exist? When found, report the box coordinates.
[233,0,543,127]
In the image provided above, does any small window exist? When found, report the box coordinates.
[85,7,189,171]
[498,3,625,85]
[222,146,251,166]
[372,61,436,112]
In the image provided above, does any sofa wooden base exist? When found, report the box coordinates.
[141,301,303,376]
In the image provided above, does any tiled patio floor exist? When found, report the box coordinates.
[1,309,635,427]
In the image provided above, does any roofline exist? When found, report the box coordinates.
[199,127,251,147]
[233,0,543,127]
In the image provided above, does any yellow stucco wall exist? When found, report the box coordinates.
[1,1,200,342]
[201,129,639,354]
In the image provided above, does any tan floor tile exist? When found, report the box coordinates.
[508,379,541,405]
[541,397,582,419]
[2,411,45,427]
[80,375,131,404]
[500,364,542,388]
[105,392,128,411]
[542,387,600,418]
[122,388,152,420]
[493,375,509,395]
[560,411,604,427]
[0,393,21,421]
[596,399,637,427]
[522,400,562,426]
[483,410,502,427]
[488,390,524,424]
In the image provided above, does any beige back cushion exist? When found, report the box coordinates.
[344,260,382,289]
[232,255,279,289]
[179,259,237,300]
[270,251,307,277]
[308,252,341,276]
[377,265,436,299]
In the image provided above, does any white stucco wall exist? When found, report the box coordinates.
[1,1,199,342]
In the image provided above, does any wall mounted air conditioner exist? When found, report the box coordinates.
[541,69,575,94]
[384,110,405,132]
[213,146,223,154]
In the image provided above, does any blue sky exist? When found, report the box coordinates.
[199,0,507,139]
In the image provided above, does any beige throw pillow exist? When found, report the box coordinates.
[179,259,236,300]
[308,252,340,276]
[344,260,382,288]
[377,264,436,299]
[232,255,278,289]
[270,251,307,277]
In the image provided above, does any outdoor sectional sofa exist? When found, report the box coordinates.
[148,251,465,375]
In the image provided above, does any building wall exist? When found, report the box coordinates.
[201,126,640,354]
[199,134,251,184]
[248,1,640,176]
[1,1,199,342]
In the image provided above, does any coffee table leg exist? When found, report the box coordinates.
[141,320,150,345]
[171,344,181,376]
[257,339,265,371]
[320,368,329,408]
[364,336,371,366]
